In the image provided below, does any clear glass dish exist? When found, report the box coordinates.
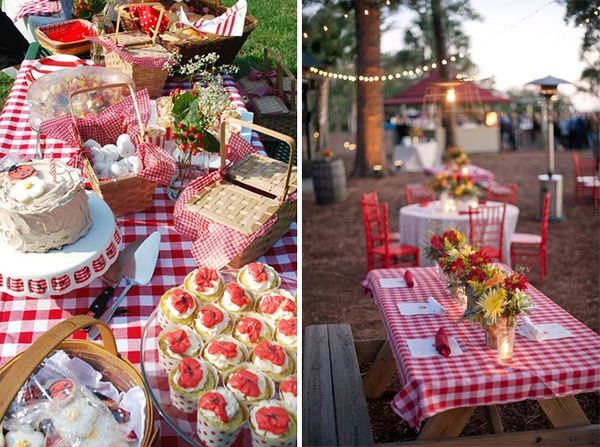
[140,271,297,446]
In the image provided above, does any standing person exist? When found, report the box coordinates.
[559,115,570,150]
[533,112,542,147]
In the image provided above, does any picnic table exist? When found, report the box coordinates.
[362,266,600,444]
[0,60,297,445]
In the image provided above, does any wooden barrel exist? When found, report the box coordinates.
[312,158,347,204]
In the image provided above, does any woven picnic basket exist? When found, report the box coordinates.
[0,315,159,445]
[159,0,258,65]
[34,19,94,56]
[186,117,296,267]
[102,3,170,98]
[72,83,158,216]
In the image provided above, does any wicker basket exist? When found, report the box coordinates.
[0,315,159,445]
[102,3,170,98]
[186,117,296,267]
[71,83,158,216]
[34,19,94,56]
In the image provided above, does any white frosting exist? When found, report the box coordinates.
[220,283,252,312]
[240,264,278,292]
[162,326,201,359]
[54,398,98,439]
[5,425,45,447]
[172,359,209,391]
[194,306,230,337]
[204,336,245,370]
[259,290,296,321]
[198,387,240,424]
[276,320,297,349]
[253,354,289,375]
[226,367,268,401]
[281,390,297,411]
[250,401,291,440]
[0,160,91,253]
[165,291,196,319]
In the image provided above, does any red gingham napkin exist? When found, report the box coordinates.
[13,0,61,21]
[90,36,172,69]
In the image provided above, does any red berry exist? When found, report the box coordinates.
[194,133,201,140]
[183,131,190,138]
[188,125,196,133]
[178,123,185,130]
[181,143,188,150]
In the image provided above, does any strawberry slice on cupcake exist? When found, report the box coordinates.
[203,336,248,372]
[275,317,297,351]
[233,313,272,347]
[224,364,274,404]
[158,287,197,329]
[220,282,254,313]
[251,340,295,382]
[184,267,224,302]
[237,262,280,293]
[193,304,233,340]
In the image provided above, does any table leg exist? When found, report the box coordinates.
[537,396,590,428]
[417,407,476,440]
[486,405,504,433]
[362,339,396,399]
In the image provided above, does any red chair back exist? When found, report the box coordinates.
[361,198,384,249]
[405,183,436,205]
[468,203,507,261]
[540,191,550,248]
[487,183,518,205]
[362,191,380,206]
[572,154,598,179]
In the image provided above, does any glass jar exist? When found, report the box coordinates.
[91,14,115,65]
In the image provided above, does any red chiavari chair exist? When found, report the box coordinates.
[468,203,507,262]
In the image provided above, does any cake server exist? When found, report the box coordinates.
[88,231,161,340]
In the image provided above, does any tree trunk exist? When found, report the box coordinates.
[316,77,331,152]
[431,0,456,150]
[352,0,384,177]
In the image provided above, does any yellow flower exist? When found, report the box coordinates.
[454,185,465,196]
[478,288,507,323]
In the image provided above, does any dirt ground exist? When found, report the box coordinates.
[302,134,600,442]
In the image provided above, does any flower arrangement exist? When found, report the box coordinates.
[424,228,468,267]
[430,172,477,200]
[72,0,105,19]
[442,146,469,167]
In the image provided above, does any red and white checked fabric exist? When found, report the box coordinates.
[0,61,293,446]
[90,36,173,69]
[365,267,600,429]
[178,0,247,37]
[13,0,61,21]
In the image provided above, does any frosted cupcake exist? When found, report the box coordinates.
[275,317,297,351]
[257,289,296,322]
[158,325,202,372]
[249,400,297,447]
[197,388,247,447]
[193,304,233,340]
[184,267,224,302]
[251,340,295,382]
[224,363,275,405]
[237,262,280,293]
[157,287,197,329]
[279,376,297,412]
[220,282,254,314]
[233,313,273,348]
[203,336,248,373]
[169,357,218,414]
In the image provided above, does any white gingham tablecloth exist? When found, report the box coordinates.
[365,267,600,429]
[0,61,297,446]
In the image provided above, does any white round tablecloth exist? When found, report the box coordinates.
[399,201,520,266]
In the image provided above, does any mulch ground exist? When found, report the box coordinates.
[302,135,600,442]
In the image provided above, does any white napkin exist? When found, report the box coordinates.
[397,296,445,316]
[427,296,446,314]
[518,316,547,341]
[380,277,416,288]
[406,336,464,358]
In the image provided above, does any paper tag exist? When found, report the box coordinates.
[406,337,464,358]
[380,278,416,288]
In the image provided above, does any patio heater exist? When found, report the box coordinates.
[527,75,569,221]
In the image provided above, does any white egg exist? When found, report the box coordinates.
[125,155,143,174]
[117,139,136,158]
[101,144,120,162]
[109,161,130,178]
[116,133,132,147]
[84,139,101,150]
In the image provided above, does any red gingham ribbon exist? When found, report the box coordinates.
[181,0,247,37]
[89,36,173,69]
[13,0,61,21]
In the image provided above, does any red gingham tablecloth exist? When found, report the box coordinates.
[365,267,600,430]
[12,0,61,22]
[0,61,297,445]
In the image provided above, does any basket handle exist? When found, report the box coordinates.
[219,117,296,201]
[69,82,145,142]
[0,315,119,419]
[114,2,166,45]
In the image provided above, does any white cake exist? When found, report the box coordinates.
[0,160,91,253]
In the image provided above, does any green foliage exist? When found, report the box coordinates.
[0,72,13,111]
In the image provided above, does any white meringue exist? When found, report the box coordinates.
[109,161,130,178]
[101,145,120,162]
[117,140,136,158]
[125,155,143,174]
[83,139,101,150]
[116,133,132,147]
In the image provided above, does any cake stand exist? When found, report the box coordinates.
[140,272,297,447]
[0,192,121,298]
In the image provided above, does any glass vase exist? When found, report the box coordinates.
[91,14,115,65]
[483,316,515,350]
[497,325,516,362]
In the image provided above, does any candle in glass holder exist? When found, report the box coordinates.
[497,326,515,362]
[461,166,469,175]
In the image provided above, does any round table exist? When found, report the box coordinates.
[399,200,520,266]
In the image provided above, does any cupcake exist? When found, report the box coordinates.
[233,313,273,347]
[184,267,224,302]
[193,304,233,340]
[157,287,197,329]
[257,289,296,322]
[251,340,295,382]
[158,325,202,372]
[169,357,218,414]
[224,363,275,404]
[249,400,297,447]
[275,317,297,351]
[197,388,247,447]
[5,425,45,447]
[220,282,254,314]
[203,336,248,373]
[279,376,297,412]
[237,262,280,293]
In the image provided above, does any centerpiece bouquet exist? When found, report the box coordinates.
[442,146,469,169]
[430,171,478,212]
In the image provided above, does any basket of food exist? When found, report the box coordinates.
[34,19,95,56]
[0,315,159,446]
[174,117,297,269]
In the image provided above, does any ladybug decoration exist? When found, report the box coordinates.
[8,164,35,180]
[131,6,169,36]
[47,379,74,400]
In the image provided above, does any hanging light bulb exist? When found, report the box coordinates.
[446,88,456,103]
[364,9,369,15]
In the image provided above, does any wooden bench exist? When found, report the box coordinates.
[303,324,375,446]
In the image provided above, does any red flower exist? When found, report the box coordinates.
[229,369,260,397]
[165,328,191,355]
[467,268,486,282]
[255,406,290,435]
[226,283,250,308]
[237,317,262,343]
[248,262,268,282]
[450,258,466,276]
[430,235,443,250]
[443,229,459,246]
[277,318,297,337]
[199,306,224,328]
[177,358,203,388]
[207,340,238,359]
[199,392,229,423]
[280,377,297,397]
[468,249,491,267]
[504,273,528,292]
[194,268,219,292]
[170,289,195,314]
[254,340,286,366]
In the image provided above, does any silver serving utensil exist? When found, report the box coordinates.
[88,231,161,340]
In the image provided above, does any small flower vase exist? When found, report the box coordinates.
[451,285,468,309]
[439,191,457,213]
[167,162,193,201]
[435,263,447,282]
[483,316,515,350]
[465,284,477,312]
[91,14,115,65]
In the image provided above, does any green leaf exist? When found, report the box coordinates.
[202,131,220,153]
[184,98,200,123]
[172,93,194,121]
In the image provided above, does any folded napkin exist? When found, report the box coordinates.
[518,316,547,341]
[427,296,445,314]
[397,297,445,316]
[404,270,415,288]
[435,327,451,357]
